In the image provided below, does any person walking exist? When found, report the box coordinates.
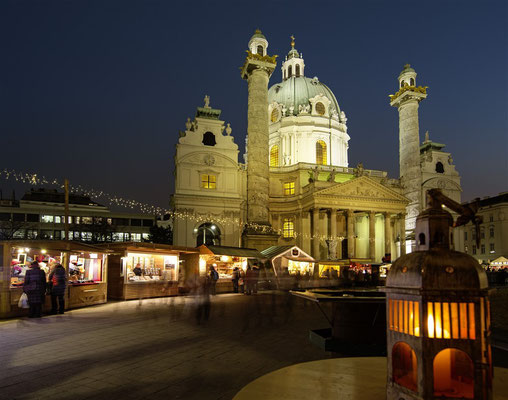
[245,266,254,295]
[48,263,67,314]
[23,261,47,318]
[209,265,219,295]
[232,267,240,293]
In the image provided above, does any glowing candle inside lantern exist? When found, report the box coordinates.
[427,302,435,338]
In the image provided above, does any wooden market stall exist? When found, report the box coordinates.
[261,245,315,289]
[101,242,198,300]
[198,245,263,293]
[0,240,109,318]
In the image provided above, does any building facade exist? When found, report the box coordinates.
[0,189,154,242]
[454,192,508,264]
[171,31,462,262]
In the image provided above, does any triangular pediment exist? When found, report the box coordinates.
[315,176,408,203]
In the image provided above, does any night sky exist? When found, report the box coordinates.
[1,0,507,211]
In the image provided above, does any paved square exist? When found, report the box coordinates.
[0,292,330,400]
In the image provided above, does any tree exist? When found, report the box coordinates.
[148,225,173,244]
[0,219,29,240]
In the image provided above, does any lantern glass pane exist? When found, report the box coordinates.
[414,302,420,337]
[435,302,442,338]
[388,299,393,330]
[399,300,403,332]
[451,302,459,339]
[394,300,399,331]
[404,301,409,334]
[409,301,414,336]
[460,303,468,339]
[427,302,435,338]
[443,302,451,339]
[468,303,476,340]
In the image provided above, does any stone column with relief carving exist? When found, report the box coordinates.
[347,210,355,258]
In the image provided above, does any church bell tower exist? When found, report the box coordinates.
[240,29,280,250]
[390,64,428,251]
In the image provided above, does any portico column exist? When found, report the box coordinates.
[368,211,376,261]
[399,213,406,256]
[312,208,320,259]
[330,209,337,239]
[301,210,311,255]
[347,209,355,258]
[384,213,392,260]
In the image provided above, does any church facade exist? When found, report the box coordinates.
[171,31,462,262]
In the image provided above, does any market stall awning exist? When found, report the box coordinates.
[98,241,198,255]
[492,256,508,265]
[261,245,315,262]
[198,245,263,259]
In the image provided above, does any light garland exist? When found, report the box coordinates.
[0,168,349,241]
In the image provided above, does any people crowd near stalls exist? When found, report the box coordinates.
[486,266,508,286]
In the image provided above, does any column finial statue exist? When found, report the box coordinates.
[204,95,210,108]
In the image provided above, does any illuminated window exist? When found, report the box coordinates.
[270,145,279,167]
[316,140,327,165]
[392,342,418,392]
[434,349,474,399]
[283,219,294,238]
[315,102,326,115]
[201,174,216,189]
[271,108,279,123]
[283,182,295,195]
[41,215,54,223]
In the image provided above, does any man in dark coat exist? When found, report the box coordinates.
[23,261,47,318]
[48,263,67,314]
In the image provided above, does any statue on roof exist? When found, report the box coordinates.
[204,95,210,108]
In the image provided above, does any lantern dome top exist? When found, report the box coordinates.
[386,248,488,291]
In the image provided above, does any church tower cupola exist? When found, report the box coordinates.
[399,63,417,88]
[248,29,268,57]
[282,35,305,80]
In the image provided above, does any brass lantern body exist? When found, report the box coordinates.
[384,197,492,400]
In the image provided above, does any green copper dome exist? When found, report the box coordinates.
[250,29,266,41]
[268,76,341,116]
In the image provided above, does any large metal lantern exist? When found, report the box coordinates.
[384,189,492,400]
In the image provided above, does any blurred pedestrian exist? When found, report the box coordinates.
[209,265,219,295]
[232,267,240,293]
[48,263,67,314]
[195,276,211,324]
[245,266,254,295]
[252,265,260,294]
[23,261,47,318]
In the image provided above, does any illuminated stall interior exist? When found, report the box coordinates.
[102,242,198,300]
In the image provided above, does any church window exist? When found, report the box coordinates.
[400,80,405,88]
[271,108,279,123]
[316,140,327,165]
[315,102,326,115]
[270,145,279,167]
[283,218,294,238]
[201,174,216,189]
[410,78,415,86]
[288,66,292,78]
[435,162,444,173]
[283,182,295,195]
[257,45,264,56]
[202,132,216,146]
[296,65,300,77]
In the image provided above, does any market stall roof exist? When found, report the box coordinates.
[492,256,508,265]
[98,242,198,255]
[198,245,263,259]
[261,245,315,262]
[0,240,110,253]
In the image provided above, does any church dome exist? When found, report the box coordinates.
[268,76,341,116]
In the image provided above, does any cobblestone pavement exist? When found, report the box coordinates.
[0,292,331,400]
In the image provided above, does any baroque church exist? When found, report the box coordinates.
[171,30,461,262]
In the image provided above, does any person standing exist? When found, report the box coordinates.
[209,265,219,295]
[48,263,67,314]
[23,261,47,318]
[231,267,240,293]
[245,266,254,295]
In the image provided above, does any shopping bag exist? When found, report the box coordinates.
[18,293,29,309]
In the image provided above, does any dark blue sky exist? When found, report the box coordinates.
[1,0,507,210]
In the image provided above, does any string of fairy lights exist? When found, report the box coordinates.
[0,168,346,241]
